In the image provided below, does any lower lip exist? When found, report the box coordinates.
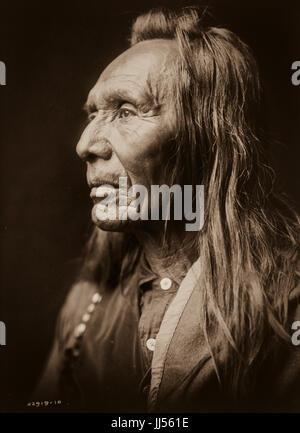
[90,186,119,197]
[91,188,135,208]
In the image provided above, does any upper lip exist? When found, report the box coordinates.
[88,179,120,199]
[88,179,120,189]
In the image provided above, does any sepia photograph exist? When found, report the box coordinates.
[0,0,299,421]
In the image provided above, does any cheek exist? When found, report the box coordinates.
[108,117,173,183]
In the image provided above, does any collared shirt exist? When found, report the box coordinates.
[34,253,187,411]
[137,255,180,375]
[33,254,300,413]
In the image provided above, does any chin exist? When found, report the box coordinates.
[91,205,134,232]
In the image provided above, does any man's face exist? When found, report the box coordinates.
[77,39,178,231]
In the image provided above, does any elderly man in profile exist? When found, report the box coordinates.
[35,7,300,412]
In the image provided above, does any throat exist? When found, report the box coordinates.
[135,228,197,284]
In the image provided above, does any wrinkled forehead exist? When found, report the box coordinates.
[88,39,178,105]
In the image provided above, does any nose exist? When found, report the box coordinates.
[76,126,113,162]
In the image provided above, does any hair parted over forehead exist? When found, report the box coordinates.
[79,7,299,395]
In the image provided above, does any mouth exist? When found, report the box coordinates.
[89,179,120,188]
[90,185,119,202]
[90,182,136,210]
[89,179,120,197]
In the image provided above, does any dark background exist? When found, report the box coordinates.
[0,0,299,412]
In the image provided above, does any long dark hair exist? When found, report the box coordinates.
[78,7,299,395]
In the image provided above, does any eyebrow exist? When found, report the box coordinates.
[83,83,161,114]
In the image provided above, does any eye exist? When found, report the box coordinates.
[88,111,97,122]
[118,103,137,119]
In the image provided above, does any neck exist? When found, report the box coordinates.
[134,223,197,282]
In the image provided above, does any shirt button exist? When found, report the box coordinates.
[160,277,172,290]
[146,338,156,351]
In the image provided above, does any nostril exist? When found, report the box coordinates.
[91,139,113,160]
[77,136,113,162]
[86,153,98,164]
[87,137,113,161]
[99,145,113,160]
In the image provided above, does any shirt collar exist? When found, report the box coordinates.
[120,249,189,297]
[137,252,187,290]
